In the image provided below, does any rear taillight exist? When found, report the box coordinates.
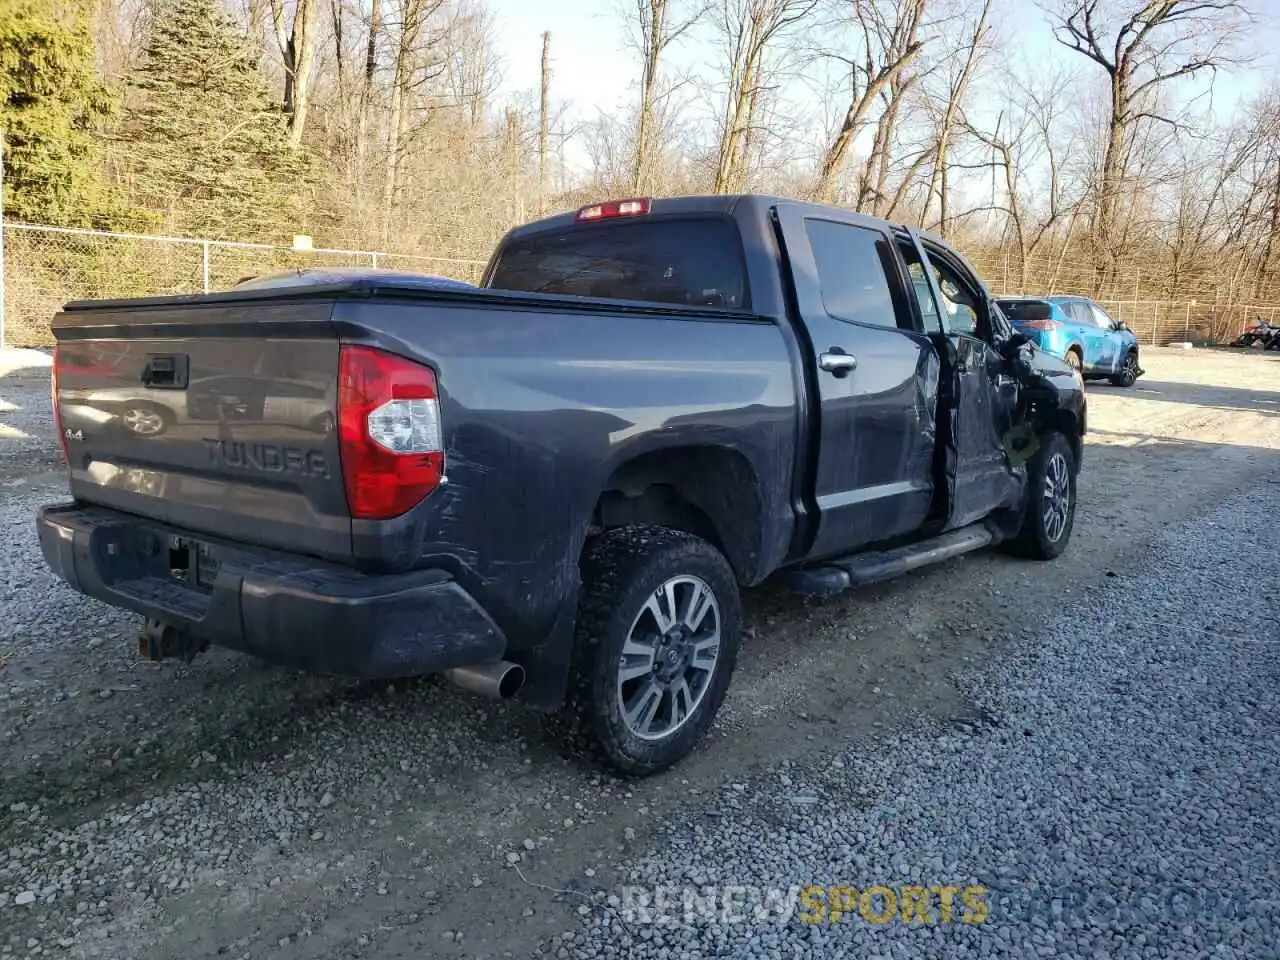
[337,345,444,520]
[1022,319,1062,331]
[575,197,652,221]
[51,344,69,465]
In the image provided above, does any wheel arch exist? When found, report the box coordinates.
[1040,407,1084,469]
[589,445,766,584]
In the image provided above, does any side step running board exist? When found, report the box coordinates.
[787,522,1001,596]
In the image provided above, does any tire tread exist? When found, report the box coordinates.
[564,524,741,776]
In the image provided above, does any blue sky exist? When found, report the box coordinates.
[483,0,1274,177]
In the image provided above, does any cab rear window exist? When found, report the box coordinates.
[486,217,750,310]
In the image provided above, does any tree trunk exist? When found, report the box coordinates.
[272,0,316,147]
[864,81,906,214]
[288,0,315,147]
[816,50,922,203]
[631,0,667,192]
[1261,156,1280,279]
[383,79,403,237]
[816,97,874,203]
[814,0,925,204]
[737,80,760,190]
[714,38,757,193]
[1094,93,1127,280]
[382,23,410,240]
[356,0,380,171]
[883,149,931,220]
[538,32,551,212]
[925,0,988,237]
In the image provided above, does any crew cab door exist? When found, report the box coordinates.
[899,232,1024,530]
[773,204,939,560]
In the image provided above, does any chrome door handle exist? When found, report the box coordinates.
[819,351,858,375]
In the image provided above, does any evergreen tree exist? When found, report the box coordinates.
[0,0,115,225]
[122,0,307,240]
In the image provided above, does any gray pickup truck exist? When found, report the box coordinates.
[38,195,1085,774]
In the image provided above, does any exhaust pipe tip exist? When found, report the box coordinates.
[495,663,525,700]
[444,661,525,701]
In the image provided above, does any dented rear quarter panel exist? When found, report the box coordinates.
[334,295,799,653]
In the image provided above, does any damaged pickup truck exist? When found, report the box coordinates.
[38,195,1085,775]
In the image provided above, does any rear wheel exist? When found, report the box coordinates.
[566,525,741,776]
[1005,431,1077,560]
[1064,348,1083,373]
[1110,349,1140,387]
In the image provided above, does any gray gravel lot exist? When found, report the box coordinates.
[555,487,1280,959]
[0,347,1277,959]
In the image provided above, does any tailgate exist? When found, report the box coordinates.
[52,298,353,562]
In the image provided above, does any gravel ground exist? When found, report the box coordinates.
[0,347,1277,959]
[554,488,1280,959]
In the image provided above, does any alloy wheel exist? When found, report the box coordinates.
[1042,452,1072,543]
[615,575,721,741]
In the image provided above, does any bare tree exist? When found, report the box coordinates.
[858,58,928,214]
[965,70,1086,289]
[625,0,706,192]
[269,0,319,146]
[1048,0,1251,274]
[382,0,450,234]
[93,0,150,81]
[441,1,501,128]
[813,0,929,203]
[1248,96,1280,283]
[712,0,818,193]
[921,0,991,237]
[539,32,551,211]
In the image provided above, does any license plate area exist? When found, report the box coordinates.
[168,536,219,590]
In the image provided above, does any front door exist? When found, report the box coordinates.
[773,204,939,561]
[901,233,1024,530]
[1062,299,1109,372]
[1084,301,1124,374]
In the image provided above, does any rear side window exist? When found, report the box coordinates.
[1057,300,1089,324]
[1087,302,1116,329]
[804,219,900,329]
[997,300,1053,323]
[486,217,749,309]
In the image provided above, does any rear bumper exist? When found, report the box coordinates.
[36,503,507,678]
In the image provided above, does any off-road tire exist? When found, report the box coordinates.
[565,525,741,777]
[1004,430,1077,561]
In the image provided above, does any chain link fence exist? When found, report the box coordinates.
[963,248,1278,346]
[0,223,488,348]
[2,219,1273,349]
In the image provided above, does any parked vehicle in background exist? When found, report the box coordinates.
[1228,318,1280,349]
[996,294,1143,387]
[38,195,1086,776]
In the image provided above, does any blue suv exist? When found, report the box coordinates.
[996,295,1143,387]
